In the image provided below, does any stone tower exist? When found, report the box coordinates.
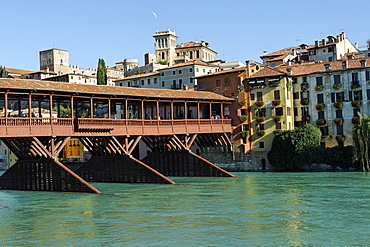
[39,48,70,75]
[153,29,178,66]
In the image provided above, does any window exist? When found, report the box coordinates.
[310,50,316,55]
[352,73,359,82]
[173,71,176,75]
[328,47,332,52]
[250,93,255,101]
[141,80,144,85]
[275,107,283,116]
[302,77,307,83]
[353,108,360,117]
[319,126,329,136]
[294,107,298,116]
[162,81,165,87]
[287,107,291,116]
[318,111,325,119]
[198,81,203,90]
[292,77,297,84]
[334,75,341,84]
[276,122,282,129]
[148,79,151,85]
[179,69,182,75]
[154,78,158,84]
[225,78,230,87]
[317,94,324,104]
[366,71,370,81]
[256,124,265,131]
[190,78,194,84]
[255,108,266,117]
[189,68,193,73]
[331,92,345,103]
[196,68,199,72]
[257,92,263,101]
[274,90,280,100]
[328,57,333,62]
[301,107,309,115]
[293,92,300,99]
[316,77,323,86]
[259,142,264,148]
[337,125,344,135]
[161,72,165,76]
[353,90,362,101]
[179,79,183,87]
[336,110,343,118]
[203,69,205,73]
[216,80,221,87]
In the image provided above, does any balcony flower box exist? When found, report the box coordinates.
[316,103,325,111]
[241,131,248,138]
[273,116,283,123]
[334,118,344,125]
[315,86,324,91]
[334,102,343,110]
[256,130,265,136]
[238,100,246,106]
[256,117,265,123]
[336,135,346,143]
[333,84,342,90]
[255,101,264,107]
[273,129,282,135]
[316,119,326,126]
[272,100,281,106]
[239,115,248,122]
[352,117,360,124]
[351,83,361,89]
[301,115,310,122]
[300,98,309,105]
[351,100,361,107]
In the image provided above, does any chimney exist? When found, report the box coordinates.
[263,50,267,55]
[324,63,331,72]
[342,60,348,69]
[322,39,326,46]
[360,59,367,68]
[286,68,293,76]
[315,40,319,47]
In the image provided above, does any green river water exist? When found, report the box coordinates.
[0,171,370,246]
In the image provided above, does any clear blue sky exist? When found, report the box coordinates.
[1,0,370,71]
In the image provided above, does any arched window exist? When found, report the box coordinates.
[196,50,200,58]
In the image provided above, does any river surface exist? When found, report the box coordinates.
[0,172,370,246]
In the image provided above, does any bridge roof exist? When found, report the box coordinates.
[0,78,233,101]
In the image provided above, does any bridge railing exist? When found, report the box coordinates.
[0,117,231,127]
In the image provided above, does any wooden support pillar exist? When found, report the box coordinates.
[28,93,32,118]
[90,97,94,118]
[0,137,100,193]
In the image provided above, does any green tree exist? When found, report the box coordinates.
[97,58,107,85]
[267,124,321,170]
[21,74,30,79]
[0,66,8,78]
[353,113,370,171]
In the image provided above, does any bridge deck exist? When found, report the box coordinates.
[0,118,232,137]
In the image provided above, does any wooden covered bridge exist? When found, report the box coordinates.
[0,78,235,193]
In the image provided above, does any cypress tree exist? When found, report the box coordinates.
[353,113,370,171]
[0,66,8,78]
[97,58,107,85]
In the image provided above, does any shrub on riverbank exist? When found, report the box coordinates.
[268,124,358,171]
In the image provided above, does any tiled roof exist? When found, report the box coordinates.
[260,46,311,58]
[39,48,68,53]
[116,72,160,81]
[249,57,370,78]
[267,53,290,62]
[176,41,202,48]
[29,70,57,75]
[0,78,233,101]
[194,67,246,79]
[5,68,35,75]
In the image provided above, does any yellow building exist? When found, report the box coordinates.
[247,67,294,170]
[63,138,84,162]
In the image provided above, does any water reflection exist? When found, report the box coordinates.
[1,173,370,246]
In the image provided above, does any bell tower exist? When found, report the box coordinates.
[39,48,70,75]
[153,29,178,66]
